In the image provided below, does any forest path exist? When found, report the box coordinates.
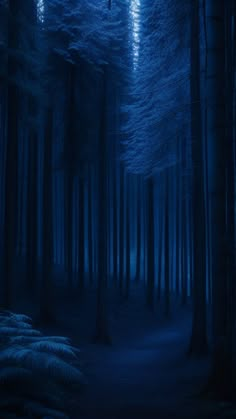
[77,311,221,419]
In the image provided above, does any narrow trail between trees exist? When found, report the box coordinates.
[77,313,221,419]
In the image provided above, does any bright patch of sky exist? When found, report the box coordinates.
[130,0,140,69]
[37,0,44,21]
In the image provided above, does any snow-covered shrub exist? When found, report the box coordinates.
[0,311,84,418]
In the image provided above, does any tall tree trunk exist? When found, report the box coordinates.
[205,0,230,397]
[26,120,38,294]
[202,14,212,304]
[78,173,85,291]
[2,0,19,309]
[119,164,125,296]
[64,65,76,289]
[88,164,93,286]
[40,109,53,324]
[181,140,187,306]
[113,162,118,285]
[223,0,235,397]
[64,171,73,288]
[23,0,38,295]
[125,172,130,299]
[94,70,110,344]
[181,199,187,305]
[189,0,208,356]
[146,177,155,310]
[157,188,163,302]
[135,176,141,283]
[175,138,180,297]
[164,171,170,317]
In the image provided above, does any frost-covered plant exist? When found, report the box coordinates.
[0,311,84,418]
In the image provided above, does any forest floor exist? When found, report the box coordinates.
[15,282,236,419]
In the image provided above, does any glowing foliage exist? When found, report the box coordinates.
[122,0,191,176]
[0,311,84,418]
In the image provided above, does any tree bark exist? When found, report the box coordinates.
[2,0,19,309]
[64,65,76,289]
[94,70,111,344]
[119,164,125,296]
[88,164,93,286]
[40,109,53,324]
[146,177,155,310]
[164,171,170,317]
[157,190,163,303]
[135,176,141,283]
[205,0,231,398]
[125,172,130,299]
[113,162,118,285]
[188,0,208,356]
[78,173,85,291]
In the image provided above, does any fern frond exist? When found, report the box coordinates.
[24,401,69,418]
[29,341,78,360]
[0,347,83,385]
[0,311,84,417]
[0,327,41,337]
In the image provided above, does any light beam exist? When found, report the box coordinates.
[130,0,140,69]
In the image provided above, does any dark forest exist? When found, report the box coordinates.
[0,0,236,418]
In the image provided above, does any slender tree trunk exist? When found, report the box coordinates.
[113,163,118,285]
[88,164,93,286]
[119,164,125,296]
[64,65,76,289]
[135,176,141,283]
[23,0,38,294]
[2,0,19,309]
[189,0,208,356]
[64,171,73,288]
[40,109,53,324]
[78,173,85,291]
[94,70,111,344]
[157,190,163,302]
[202,10,212,304]
[175,139,180,297]
[146,177,155,310]
[205,0,231,397]
[181,140,187,306]
[26,121,38,294]
[223,0,235,396]
[169,167,174,295]
[181,200,187,305]
[143,185,147,290]
[164,171,170,317]
[125,172,131,299]
[189,199,194,299]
